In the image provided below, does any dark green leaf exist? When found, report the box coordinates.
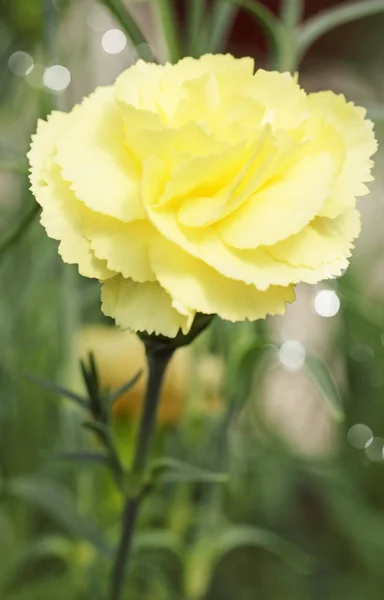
[6,477,111,557]
[150,457,229,485]
[26,374,88,410]
[108,369,143,407]
[185,525,312,599]
[82,420,110,438]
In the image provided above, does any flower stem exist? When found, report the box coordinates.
[100,0,154,61]
[277,0,304,71]
[227,0,287,70]
[297,0,384,64]
[156,0,181,63]
[109,345,174,600]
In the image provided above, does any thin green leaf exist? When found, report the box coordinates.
[186,0,206,56]
[44,451,110,466]
[297,0,384,63]
[206,0,238,54]
[186,525,311,599]
[26,373,89,410]
[150,457,229,485]
[99,0,154,61]
[82,420,110,438]
[135,530,182,554]
[5,478,111,557]
[305,353,344,421]
[226,0,287,68]
[156,0,181,63]
[0,204,40,261]
[108,369,143,407]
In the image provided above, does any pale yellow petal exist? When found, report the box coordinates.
[270,208,360,267]
[309,91,377,217]
[37,168,114,280]
[115,60,165,112]
[218,152,336,249]
[28,110,68,192]
[150,237,295,321]
[82,214,156,282]
[196,230,349,290]
[101,275,194,337]
[248,70,309,128]
[55,86,144,222]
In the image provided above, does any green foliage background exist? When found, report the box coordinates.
[1,1,384,599]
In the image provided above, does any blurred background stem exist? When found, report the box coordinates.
[186,0,206,56]
[156,0,181,63]
[297,0,384,64]
[206,0,238,54]
[227,0,286,69]
[278,0,304,71]
[100,0,154,60]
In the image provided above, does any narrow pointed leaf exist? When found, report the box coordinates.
[305,353,344,421]
[26,374,88,410]
[150,457,229,485]
[82,420,110,438]
[108,369,143,407]
[186,525,312,599]
[5,477,111,557]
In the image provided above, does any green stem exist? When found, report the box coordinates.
[227,0,287,69]
[280,0,304,30]
[187,0,206,56]
[277,0,304,71]
[156,0,181,63]
[297,0,384,64]
[207,0,238,54]
[100,0,154,61]
[109,345,174,600]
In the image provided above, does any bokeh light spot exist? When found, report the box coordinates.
[349,342,374,363]
[365,437,384,462]
[43,65,71,92]
[101,29,127,54]
[347,424,373,450]
[8,51,34,76]
[314,289,340,318]
[278,340,306,372]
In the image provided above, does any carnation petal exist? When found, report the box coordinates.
[269,208,360,267]
[150,237,295,321]
[28,111,68,193]
[196,230,349,290]
[218,152,336,249]
[248,70,309,128]
[83,214,156,282]
[309,91,377,218]
[37,169,114,280]
[101,275,194,337]
[55,86,144,222]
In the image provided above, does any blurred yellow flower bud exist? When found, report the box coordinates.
[76,325,190,426]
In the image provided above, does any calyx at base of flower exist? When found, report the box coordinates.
[138,313,215,357]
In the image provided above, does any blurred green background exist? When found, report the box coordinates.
[1,1,384,599]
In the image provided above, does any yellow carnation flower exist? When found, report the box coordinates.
[28,54,377,337]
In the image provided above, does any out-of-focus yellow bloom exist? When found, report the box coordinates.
[76,325,190,425]
[28,55,377,337]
